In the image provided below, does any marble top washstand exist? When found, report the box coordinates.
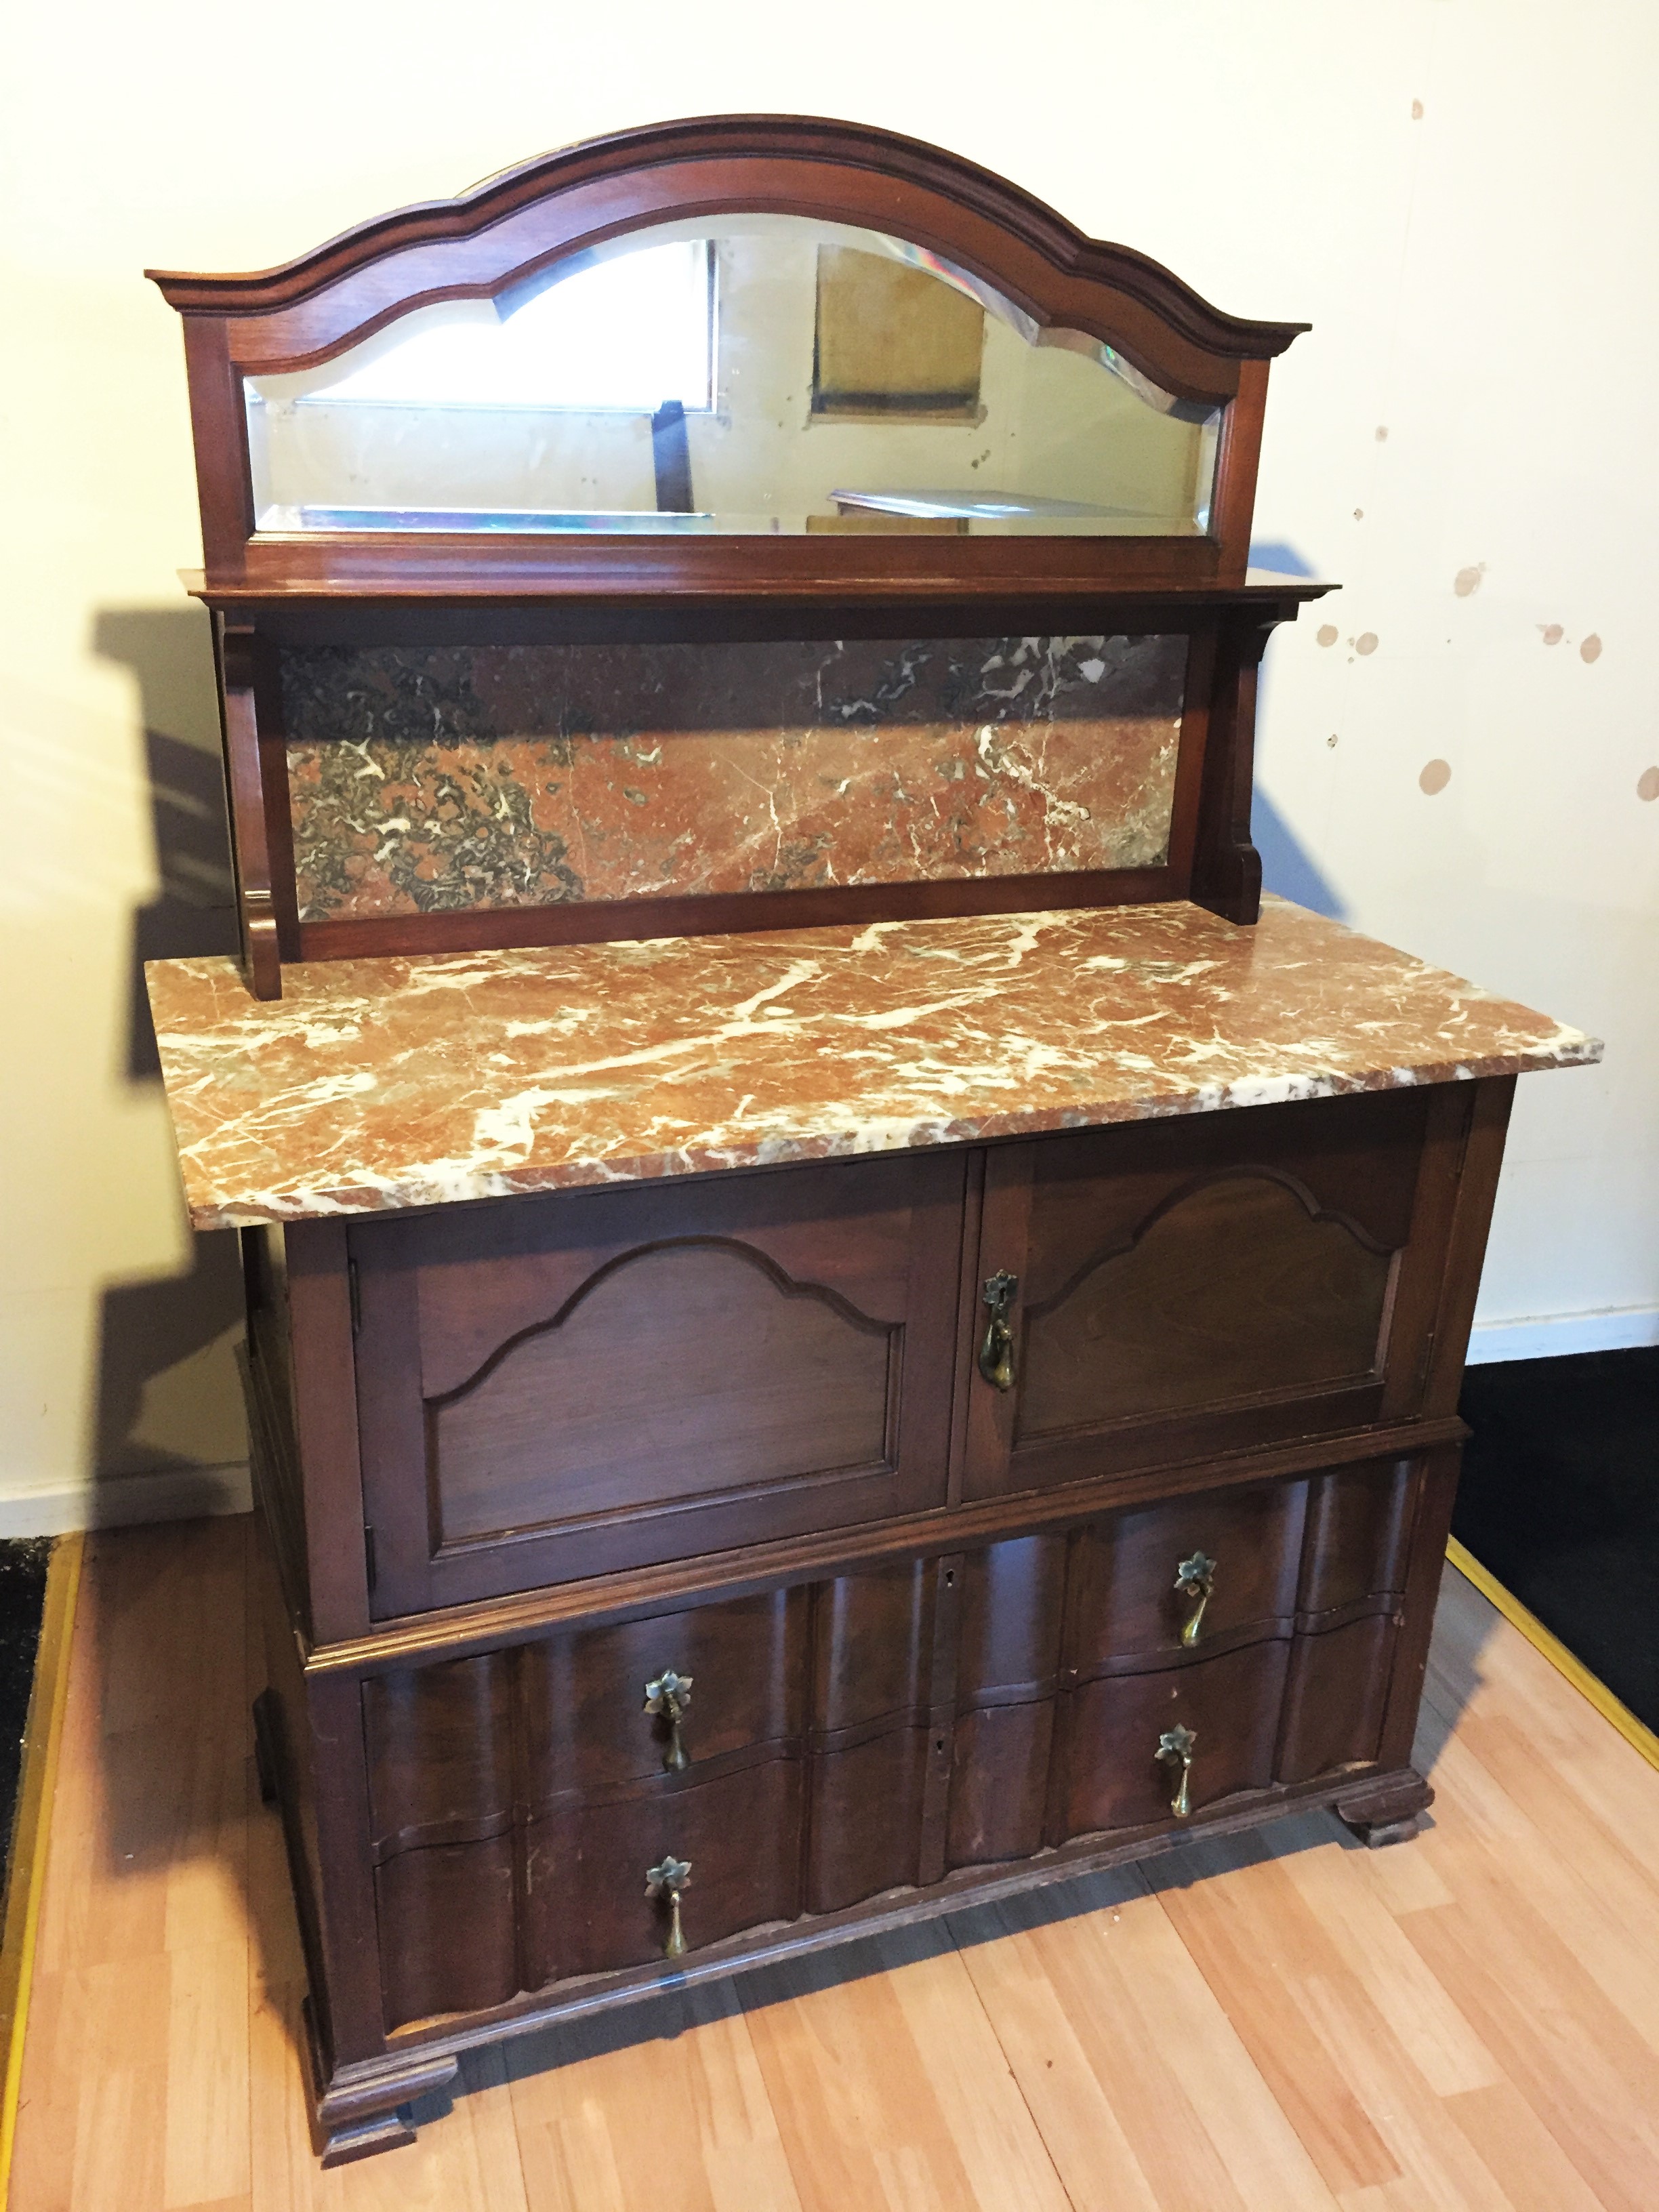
[144,897,1599,1231]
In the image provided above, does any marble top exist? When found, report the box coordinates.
[145,898,1600,1231]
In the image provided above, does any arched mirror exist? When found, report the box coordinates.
[243,214,1221,538]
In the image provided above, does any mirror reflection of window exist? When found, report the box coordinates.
[304,239,715,413]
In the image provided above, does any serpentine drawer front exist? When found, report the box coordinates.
[352,1151,965,1616]
[361,1458,1420,2031]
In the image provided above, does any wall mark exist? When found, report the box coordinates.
[1454,565,1486,598]
[1580,634,1603,663]
[1411,98,1425,119]
[1638,767,1659,802]
[1540,623,1564,646]
[1419,760,1452,796]
[1355,633,1379,657]
[1375,426,1389,441]
[1316,623,1339,647]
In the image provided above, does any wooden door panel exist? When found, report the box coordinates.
[1066,1482,1305,1668]
[1053,1637,1289,1839]
[1020,1174,1391,1435]
[432,1239,893,1541]
[525,1758,804,1985]
[355,1150,964,1614]
[966,1089,1462,1500]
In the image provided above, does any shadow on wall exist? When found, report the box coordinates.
[91,608,248,1502]
[1248,539,1346,924]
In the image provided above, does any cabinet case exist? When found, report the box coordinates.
[142,117,1586,2165]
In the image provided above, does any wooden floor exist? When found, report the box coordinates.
[13,1517,1659,2212]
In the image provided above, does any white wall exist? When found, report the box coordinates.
[1,0,1652,1527]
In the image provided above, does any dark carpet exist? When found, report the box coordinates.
[1454,1347,1659,1734]
[0,1539,52,1898]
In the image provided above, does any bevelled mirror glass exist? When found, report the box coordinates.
[244,216,1222,537]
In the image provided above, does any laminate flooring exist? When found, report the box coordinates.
[12,1515,1659,2212]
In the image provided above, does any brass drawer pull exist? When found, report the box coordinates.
[979,1271,1019,1391]
[1157,1724,1196,1818]
[645,1854,692,1959]
[644,1668,693,1771]
[1174,1551,1216,1647]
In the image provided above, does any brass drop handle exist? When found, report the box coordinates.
[645,1854,692,1959]
[644,1668,693,1771]
[1174,1550,1216,1648]
[1157,1724,1196,1820]
[979,1271,1019,1391]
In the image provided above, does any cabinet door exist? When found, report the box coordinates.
[354,1151,964,1615]
[963,1088,1461,1501]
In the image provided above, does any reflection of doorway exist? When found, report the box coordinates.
[1454,1347,1659,1741]
[812,246,985,419]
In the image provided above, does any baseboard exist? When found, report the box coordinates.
[1465,1305,1659,1365]
[0,1461,251,1538]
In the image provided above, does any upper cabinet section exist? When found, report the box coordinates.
[148,116,1309,599]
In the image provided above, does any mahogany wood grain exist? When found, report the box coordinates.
[353,1149,964,1614]
[1051,1637,1292,1840]
[964,1089,1443,1500]
[1277,1612,1397,1784]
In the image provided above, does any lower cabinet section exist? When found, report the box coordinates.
[359,1452,1425,2032]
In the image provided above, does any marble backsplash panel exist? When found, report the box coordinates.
[281,634,1187,921]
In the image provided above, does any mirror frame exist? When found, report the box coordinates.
[149,115,1308,599]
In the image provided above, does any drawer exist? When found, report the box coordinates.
[522,1586,809,1792]
[525,1759,804,1985]
[962,1088,1465,1500]
[1052,1639,1291,1839]
[353,1149,964,1616]
[1065,1482,1305,1667]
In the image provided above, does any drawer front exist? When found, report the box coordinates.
[525,1759,804,1986]
[363,1460,1428,2028]
[943,1457,1423,1869]
[521,1587,809,1793]
[963,1088,1465,1500]
[1053,1639,1292,1839]
[1064,1482,1305,1666]
[354,1149,964,1616]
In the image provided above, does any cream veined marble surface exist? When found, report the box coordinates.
[144,897,1600,1230]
